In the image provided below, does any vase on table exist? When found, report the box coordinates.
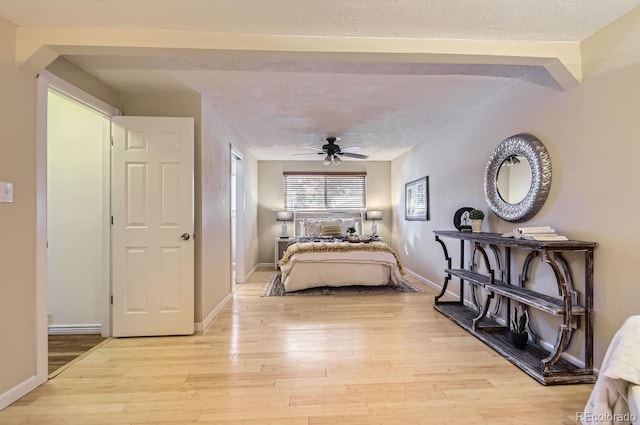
[510,331,528,350]
[471,219,483,233]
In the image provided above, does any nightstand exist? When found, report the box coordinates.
[274,238,291,270]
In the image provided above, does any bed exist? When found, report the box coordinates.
[278,211,403,292]
[582,315,640,425]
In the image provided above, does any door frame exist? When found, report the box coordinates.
[35,71,120,382]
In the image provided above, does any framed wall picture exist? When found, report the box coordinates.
[405,176,429,221]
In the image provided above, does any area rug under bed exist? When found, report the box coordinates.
[262,274,423,296]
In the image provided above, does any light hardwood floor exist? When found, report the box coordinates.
[1,270,593,424]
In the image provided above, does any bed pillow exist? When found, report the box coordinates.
[321,219,343,236]
[303,219,322,237]
[321,225,343,236]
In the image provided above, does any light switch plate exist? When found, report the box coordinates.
[0,182,14,203]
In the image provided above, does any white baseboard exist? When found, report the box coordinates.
[537,339,586,369]
[196,261,276,333]
[258,262,276,270]
[404,267,479,311]
[243,264,258,282]
[235,264,257,285]
[0,374,45,411]
[48,324,102,335]
[194,293,233,332]
[402,267,446,291]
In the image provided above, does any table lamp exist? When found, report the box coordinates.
[276,211,294,238]
[365,210,382,236]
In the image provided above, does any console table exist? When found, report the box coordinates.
[433,230,597,385]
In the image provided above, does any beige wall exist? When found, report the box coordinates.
[0,17,38,394]
[46,57,120,108]
[257,160,391,264]
[200,96,258,319]
[391,9,640,369]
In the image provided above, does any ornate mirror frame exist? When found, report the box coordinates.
[484,133,552,222]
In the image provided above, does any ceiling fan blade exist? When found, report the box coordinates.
[290,152,323,156]
[339,145,364,153]
[301,145,324,151]
[339,152,369,159]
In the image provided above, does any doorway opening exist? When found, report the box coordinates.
[231,147,245,286]
[46,87,112,376]
[36,71,120,381]
[37,72,196,380]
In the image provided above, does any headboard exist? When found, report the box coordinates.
[292,211,365,237]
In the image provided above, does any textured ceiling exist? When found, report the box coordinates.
[2,0,638,160]
[66,56,540,160]
[1,0,639,41]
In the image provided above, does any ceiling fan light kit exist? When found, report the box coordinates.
[294,136,370,165]
[323,153,342,166]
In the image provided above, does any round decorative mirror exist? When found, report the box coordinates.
[484,133,551,222]
[496,155,532,204]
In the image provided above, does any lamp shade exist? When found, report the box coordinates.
[503,155,521,167]
[276,211,294,222]
[366,210,382,220]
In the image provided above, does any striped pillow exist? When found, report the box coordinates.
[321,224,343,236]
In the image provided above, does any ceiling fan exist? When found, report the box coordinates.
[292,137,369,165]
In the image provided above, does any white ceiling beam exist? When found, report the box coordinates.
[16,27,582,89]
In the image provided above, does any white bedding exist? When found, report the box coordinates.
[279,239,402,292]
[629,385,640,425]
[582,316,640,425]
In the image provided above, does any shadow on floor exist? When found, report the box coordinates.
[48,334,108,377]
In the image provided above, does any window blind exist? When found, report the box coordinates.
[283,172,366,211]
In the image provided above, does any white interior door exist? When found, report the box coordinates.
[231,148,245,284]
[111,116,194,337]
[231,155,237,285]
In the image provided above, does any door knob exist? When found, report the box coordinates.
[180,233,190,241]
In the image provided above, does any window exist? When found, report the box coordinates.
[283,172,366,211]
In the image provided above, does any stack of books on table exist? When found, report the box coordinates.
[501,226,569,241]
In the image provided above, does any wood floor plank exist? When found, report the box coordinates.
[0,270,592,424]
[26,390,198,407]
[198,403,370,422]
